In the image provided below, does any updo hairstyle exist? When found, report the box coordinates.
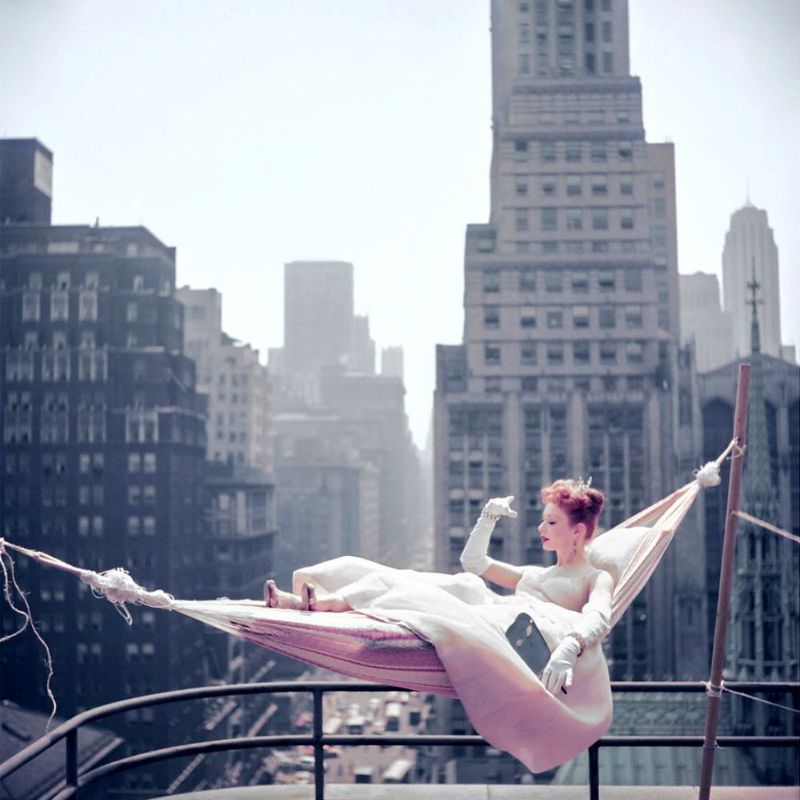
[540,479,605,538]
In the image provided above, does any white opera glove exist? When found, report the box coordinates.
[542,605,611,695]
[542,635,581,694]
[459,496,518,576]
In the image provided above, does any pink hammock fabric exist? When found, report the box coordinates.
[165,475,707,771]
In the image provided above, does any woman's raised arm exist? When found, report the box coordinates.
[460,496,523,590]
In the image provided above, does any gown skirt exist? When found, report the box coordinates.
[293,556,612,773]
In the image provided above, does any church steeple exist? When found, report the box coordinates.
[747,258,762,357]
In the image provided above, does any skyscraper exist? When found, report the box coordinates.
[435,0,701,684]
[0,139,209,796]
[431,1,707,779]
[722,203,783,361]
[283,260,354,375]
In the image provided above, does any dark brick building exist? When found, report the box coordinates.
[0,139,211,796]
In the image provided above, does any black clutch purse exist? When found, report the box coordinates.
[505,612,567,694]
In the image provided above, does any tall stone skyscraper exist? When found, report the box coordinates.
[434,0,703,700]
[722,203,782,361]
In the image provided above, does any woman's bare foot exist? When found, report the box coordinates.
[264,579,304,609]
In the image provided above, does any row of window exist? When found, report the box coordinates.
[514,205,637,233]
[520,0,614,16]
[483,339,646,366]
[17,270,164,293]
[4,450,104,476]
[4,349,108,382]
[511,140,635,164]
[21,290,98,322]
[505,238,657,256]
[513,174,638,198]
[480,267,643,294]
[483,304,643,330]
[481,373,646,395]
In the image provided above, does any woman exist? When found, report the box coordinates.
[265,479,614,773]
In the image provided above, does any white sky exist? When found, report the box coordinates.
[1,0,798,447]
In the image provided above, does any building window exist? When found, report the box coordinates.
[624,269,643,291]
[625,306,643,328]
[542,241,559,254]
[571,272,589,293]
[626,341,644,363]
[483,271,500,293]
[547,310,563,329]
[603,51,614,73]
[514,139,528,159]
[573,341,590,365]
[591,179,608,196]
[540,142,557,163]
[620,209,634,229]
[521,376,538,392]
[515,209,529,232]
[618,144,633,161]
[620,180,633,195]
[598,272,616,291]
[651,197,666,218]
[592,208,608,230]
[22,292,41,321]
[566,208,583,230]
[590,143,607,162]
[565,143,582,162]
[541,208,557,231]
[566,177,582,196]
[520,311,537,329]
[547,343,564,365]
[572,306,589,328]
[516,180,528,197]
[484,308,500,329]
[50,291,69,321]
[585,52,596,73]
[486,377,502,393]
[519,270,536,292]
[599,343,617,364]
[598,307,616,328]
[484,344,501,365]
[585,22,595,41]
[521,343,538,366]
[545,270,563,292]
[79,291,98,321]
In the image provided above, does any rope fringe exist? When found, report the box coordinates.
[0,540,58,729]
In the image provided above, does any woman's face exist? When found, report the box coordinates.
[538,502,579,552]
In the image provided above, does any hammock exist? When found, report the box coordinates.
[0,451,728,698]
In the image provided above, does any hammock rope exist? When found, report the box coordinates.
[732,510,800,545]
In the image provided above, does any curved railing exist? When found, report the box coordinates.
[1,680,798,800]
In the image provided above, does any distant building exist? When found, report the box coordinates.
[0,139,210,798]
[0,221,209,797]
[0,139,53,225]
[349,314,376,374]
[0,700,121,800]
[722,203,783,361]
[282,260,354,376]
[272,409,381,573]
[381,346,404,380]
[177,286,273,472]
[679,272,734,371]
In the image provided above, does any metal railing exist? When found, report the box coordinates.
[1,680,798,800]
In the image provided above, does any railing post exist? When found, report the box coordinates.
[588,743,599,800]
[66,728,79,797]
[312,687,325,800]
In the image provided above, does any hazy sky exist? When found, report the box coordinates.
[2,0,798,446]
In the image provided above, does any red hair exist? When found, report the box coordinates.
[540,479,605,538]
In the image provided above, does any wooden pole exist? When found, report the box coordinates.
[698,363,751,800]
